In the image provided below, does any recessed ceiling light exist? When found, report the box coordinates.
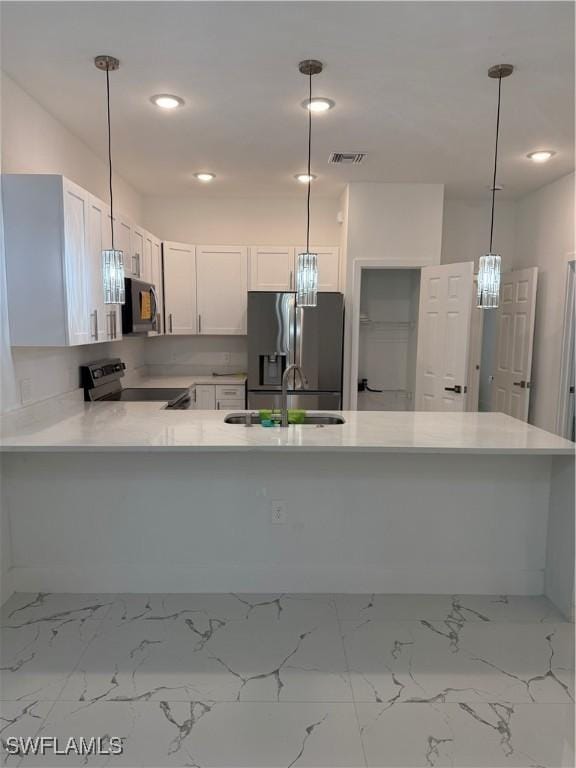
[301,97,335,113]
[194,172,216,182]
[151,94,184,110]
[527,150,556,163]
[295,173,317,183]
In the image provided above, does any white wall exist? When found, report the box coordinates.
[143,196,340,246]
[1,74,142,221]
[1,74,147,413]
[513,173,575,433]
[441,198,517,269]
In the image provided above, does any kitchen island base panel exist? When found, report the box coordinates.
[3,452,572,617]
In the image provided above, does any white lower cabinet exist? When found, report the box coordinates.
[196,246,248,334]
[193,384,245,410]
[195,385,216,410]
[163,241,198,335]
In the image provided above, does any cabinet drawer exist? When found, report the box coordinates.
[216,399,245,411]
[215,384,245,400]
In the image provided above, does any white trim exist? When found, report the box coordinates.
[556,258,576,437]
[349,259,421,410]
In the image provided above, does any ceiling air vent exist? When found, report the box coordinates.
[328,152,367,165]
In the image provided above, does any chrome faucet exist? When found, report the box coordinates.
[280,364,308,427]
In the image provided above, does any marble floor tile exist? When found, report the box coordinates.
[334,593,565,624]
[105,592,337,628]
[342,618,575,704]
[357,702,575,767]
[1,593,114,628]
[0,701,54,765]
[60,602,350,703]
[17,701,365,767]
[1,619,100,701]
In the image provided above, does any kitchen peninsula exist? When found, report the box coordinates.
[1,406,573,620]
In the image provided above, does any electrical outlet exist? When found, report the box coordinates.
[269,499,288,525]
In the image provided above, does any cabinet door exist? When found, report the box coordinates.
[249,246,295,291]
[163,241,197,335]
[195,385,216,409]
[62,181,93,345]
[115,216,133,277]
[296,246,340,291]
[85,195,111,343]
[196,246,248,334]
[131,228,144,279]
[141,231,153,283]
[150,238,163,334]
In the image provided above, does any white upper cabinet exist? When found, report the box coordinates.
[249,246,340,292]
[196,246,248,335]
[131,227,145,280]
[149,236,163,334]
[3,174,119,346]
[249,246,295,291]
[296,246,340,291]
[163,241,197,335]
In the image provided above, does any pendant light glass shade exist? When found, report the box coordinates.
[103,249,125,305]
[296,252,318,307]
[477,253,501,309]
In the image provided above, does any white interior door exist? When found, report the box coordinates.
[466,280,484,411]
[491,268,538,421]
[415,261,474,411]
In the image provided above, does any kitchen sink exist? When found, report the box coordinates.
[223,412,346,426]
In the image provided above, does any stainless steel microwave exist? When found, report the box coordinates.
[121,278,159,335]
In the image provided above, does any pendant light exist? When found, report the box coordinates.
[95,54,125,305]
[477,64,513,309]
[296,59,323,307]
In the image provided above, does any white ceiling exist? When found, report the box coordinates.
[1,1,574,200]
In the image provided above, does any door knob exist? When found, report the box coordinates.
[444,385,465,394]
[513,380,529,389]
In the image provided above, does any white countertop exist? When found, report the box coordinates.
[133,374,247,388]
[1,402,573,454]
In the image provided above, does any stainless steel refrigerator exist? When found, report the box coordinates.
[247,291,344,410]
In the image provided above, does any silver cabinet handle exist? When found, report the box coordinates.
[132,253,140,277]
[198,314,202,333]
[157,313,161,334]
[216,400,220,410]
[289,271,293,290]
[169,313,173,333]
[112,311,117,339]
[107,311,113,339]
[91,309,99,341]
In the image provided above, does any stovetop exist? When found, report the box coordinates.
[100,387,189,403]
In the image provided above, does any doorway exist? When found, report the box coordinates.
[357,269,420,411]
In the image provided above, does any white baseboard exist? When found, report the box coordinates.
[10,563,544,596]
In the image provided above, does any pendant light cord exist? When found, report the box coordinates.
[489,74,502,253]
[106,66,115,249]
[306,71,312,253]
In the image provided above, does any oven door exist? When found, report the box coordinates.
[122,278,159,335]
